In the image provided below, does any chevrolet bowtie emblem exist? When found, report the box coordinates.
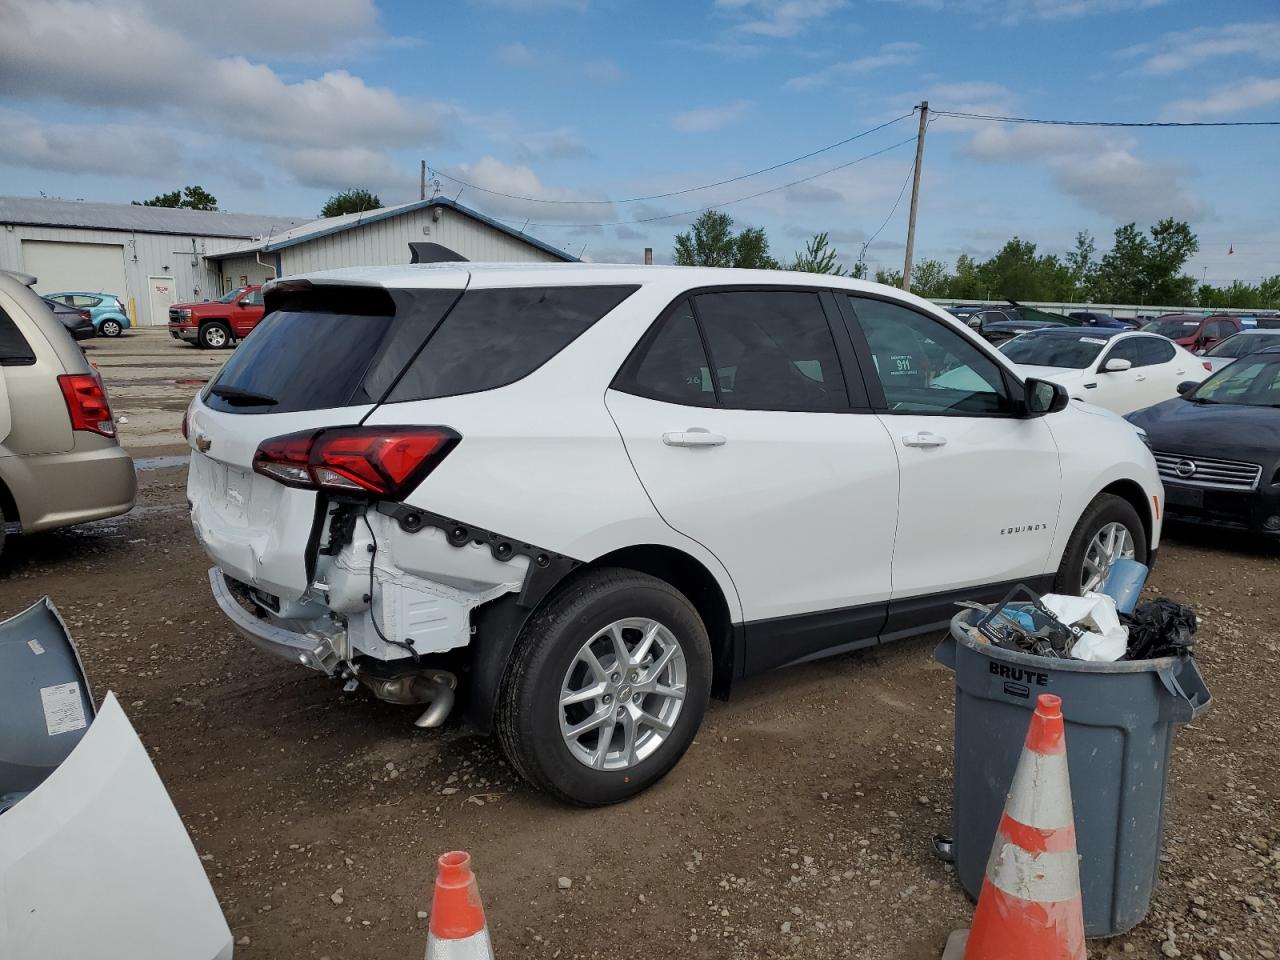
[195,434,212,453]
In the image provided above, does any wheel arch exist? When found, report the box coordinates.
[465,542,738,734]
[0,472,20,530]
[1097,478,1154,553]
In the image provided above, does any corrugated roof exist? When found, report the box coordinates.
[205,197,576,262]
[0,196,309,239]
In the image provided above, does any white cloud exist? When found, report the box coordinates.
[584,59,624,83]
[1120,21,1280,75]
[615,225,648,240]
[716,0,849,38]
[134,0,383,58]
[1162,77,1280,121]
[472,0,589,9]
[496,42,538,67]
[1052,151,1204,222]
[882,0,1165,23]
[671,100,753,133]
[450,156,613,223]
[273,147,415,199]
[787,41,922,90]
[0,0,444,190]
[0,109,182,178]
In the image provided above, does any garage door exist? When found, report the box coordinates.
[21,240,128,302]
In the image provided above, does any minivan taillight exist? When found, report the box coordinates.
[253,426,459,499]
[57,372,115,437]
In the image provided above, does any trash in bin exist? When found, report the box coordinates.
[1041,592,1128,662]
[1123,598,1197,659]
[1099,558,1149,614]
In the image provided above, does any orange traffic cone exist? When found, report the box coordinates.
[955,693,1087,960]
[427,851,494,960]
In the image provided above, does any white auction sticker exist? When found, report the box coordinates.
[27,638,45,655]
[40,682,87,736]
[1081,337,1108,345]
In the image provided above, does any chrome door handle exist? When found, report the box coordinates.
[901,431,947,448]
[1135,374,1147,381]
[663,428,727,447]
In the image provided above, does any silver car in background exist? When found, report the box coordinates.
[0,271,135,555]
[1201,329,1280,373]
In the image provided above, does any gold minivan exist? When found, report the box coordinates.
[0,271,135,553]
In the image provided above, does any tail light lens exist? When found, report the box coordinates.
[1202,361,1212,371]
[253,426,459,499]
[78,310,91,320]
[57,372,116,437]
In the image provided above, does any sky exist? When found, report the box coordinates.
[1,0,1277,290]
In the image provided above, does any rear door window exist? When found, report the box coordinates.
[690,290,848,412]
[620,299,716,406]
[386,285,637,402]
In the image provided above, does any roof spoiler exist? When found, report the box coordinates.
[0,269,38,287]
[409,242,468,264]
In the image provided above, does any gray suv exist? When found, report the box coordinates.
[0,271,136,554]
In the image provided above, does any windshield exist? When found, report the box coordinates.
[999,331,1108,369]
[1206,333,1280,359]
[1142,317,1201,338]
[216,287,247,304]
[1190,356,1280,406]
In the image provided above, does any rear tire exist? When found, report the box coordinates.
[496,568,712,806]
[99,318,123,338]
[199,322,231,349]
[1053,494,1148,596]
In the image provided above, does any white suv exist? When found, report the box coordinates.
[187,264,1163,805]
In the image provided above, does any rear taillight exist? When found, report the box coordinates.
[253,426,459,499]
[57,372,115,437]
[1202,361,1212,371]
[78,310,91,320]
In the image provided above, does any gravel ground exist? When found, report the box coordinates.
[5,330,1275,959]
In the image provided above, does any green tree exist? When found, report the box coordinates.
[321,188,382,218]
[849,260,868,279]
[1066,231,1096,298]
[910,258,952,298]
[788,232,847,275]
[673,210,778,269]
[1093,220,1198,305]
[874,267,903,287]
[133,185,219,210]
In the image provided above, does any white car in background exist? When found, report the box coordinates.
[1200,328,1280,374]
[186,263,1163,806]
[1000,328,1210,415]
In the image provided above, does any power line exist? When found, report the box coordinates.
[931,109,1280,128]
[480,135,919,229]
[431,111,918,206]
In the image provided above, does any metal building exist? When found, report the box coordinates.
[0,197,307,326]
[206,197,575,280]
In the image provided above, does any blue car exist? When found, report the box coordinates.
[44,292,131,337]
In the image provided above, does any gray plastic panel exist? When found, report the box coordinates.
[0,597,95,811]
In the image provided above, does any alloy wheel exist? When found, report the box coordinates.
[559,618,687,772]
[1081,521,1135,593]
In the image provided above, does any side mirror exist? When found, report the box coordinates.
[1176,380,1198,396]
[1025,378,1069,416]
[1101,357,1132,373]
[967,317,982,330]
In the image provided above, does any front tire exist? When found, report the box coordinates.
[99,318,123,338]
[1053,493,1148,595]
[198,322,231,349]
[496,568,712,806]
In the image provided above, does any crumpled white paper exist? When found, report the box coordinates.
[1040,592,1129,662]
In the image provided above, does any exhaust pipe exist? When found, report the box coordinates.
[358,668,457,728]
[411,677,455,729]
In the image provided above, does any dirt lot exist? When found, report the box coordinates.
[8,330,1277,959]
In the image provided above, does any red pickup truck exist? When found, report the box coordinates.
[168,285,265,349]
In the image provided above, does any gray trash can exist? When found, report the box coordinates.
[935,608,1211,938]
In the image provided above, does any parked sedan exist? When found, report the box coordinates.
[1127,347,1280,537]
[1200,329,1280,373]
[41,297,96,341]
[1000,328,1209,415]
[44,292,131,337]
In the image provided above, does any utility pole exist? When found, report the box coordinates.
[420,160,427,202]
[902,101,929,292]
[644,247,653,265]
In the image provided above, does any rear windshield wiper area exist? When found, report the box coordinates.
[208,385,278,406]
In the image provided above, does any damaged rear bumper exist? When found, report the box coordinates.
[209,567,342,674]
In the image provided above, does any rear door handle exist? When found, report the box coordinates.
[663,428,727,447]
[901,431,947,448]
[1135,374,1147,381]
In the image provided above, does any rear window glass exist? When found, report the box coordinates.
[0,307,36,366]
[385,285,638,403]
